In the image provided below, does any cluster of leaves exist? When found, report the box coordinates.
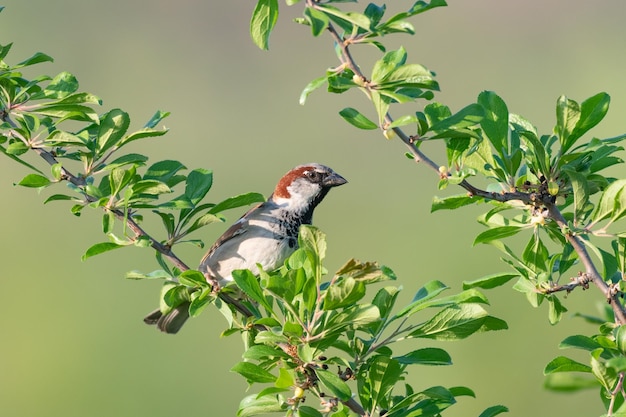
[543,306,626,412]
[1,5,510,417]
[182,226,506,417]
[0,20,264,274]
[249,0,626,415]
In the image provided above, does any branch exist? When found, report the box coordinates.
[546,204,626,324]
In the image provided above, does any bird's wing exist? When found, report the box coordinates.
[199,202,264,265]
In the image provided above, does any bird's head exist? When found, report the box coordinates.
[270,163,347,214]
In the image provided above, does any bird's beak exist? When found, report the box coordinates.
[323,172,348,188]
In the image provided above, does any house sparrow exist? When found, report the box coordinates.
[144,163,347,333]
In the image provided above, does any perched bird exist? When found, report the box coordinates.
[144,163,347,333]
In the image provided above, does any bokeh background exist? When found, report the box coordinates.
[2,1,626,416]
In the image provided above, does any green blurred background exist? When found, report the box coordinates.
[2,1,626,416]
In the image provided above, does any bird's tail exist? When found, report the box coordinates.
[143,302,190,334]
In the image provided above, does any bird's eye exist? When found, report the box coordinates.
[305,170,320,181]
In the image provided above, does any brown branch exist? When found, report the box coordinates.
[546,204,626,324]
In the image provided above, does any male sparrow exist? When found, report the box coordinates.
[144,163,347,333]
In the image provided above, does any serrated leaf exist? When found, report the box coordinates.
[250,0,279,50]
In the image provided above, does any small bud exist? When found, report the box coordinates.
[352,74,366,86]
[383,129,396,140]
[293,387,305,398]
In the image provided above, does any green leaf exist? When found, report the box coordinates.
[32,71,78,99]
[237,394,284,417]
[431,194,480,212]
[548,295,567,325]
[144,110,170,128]
[102,212,114,234]
[428,103,484,138]
[567,92,610,150]
[372,286,400,321]
[408,304,507,340]
[338,107,378,130]
[81,242,124,260]
[45,130,87,146]
[189,288,215,317]
[555,95,580,153]
[97,109,130,154]
[119,127,168,147]
[178,269,208,288]
[101,153,149,171]
[296,406,323,417]
[592,179,626,223]
[299,75,326,105]
[544,373,599,392]
[44,194,75,204]
[304,7,329,36]
[367,355,403,411]
[250,0,279,50]
[130,179,171,196]
[184,169,213,205]
[243,345,289,361]
[462,273,518,290]
[15,52,54,68]
[388,114,418,128]
[478,405,510,417]
[333,259,396,284]
[473,226,523,245]
[6,141,28,156]
[231,362,276,384]
[544,356,591,374]
[394,348,452,366]
[298,225,327,264]
[17,173,50,188]
[232,269,273,312]
[478,91,509,154]
[315,369,351,401]
[323,276,366,310]
[395,280,449,318]
[563,169,589,221]
[209,192,265,214]
[371,47,407,83]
